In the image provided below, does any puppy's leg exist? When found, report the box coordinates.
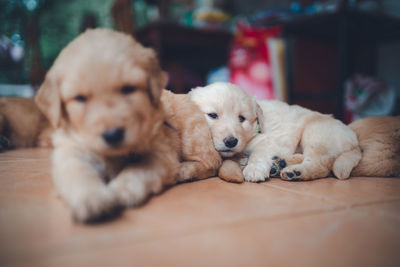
[243,133,300,182]
[178,160,219,182]
[280,154,332,181]
[279,123,337,181]
[280,130,334,181]
[218,159,244,183]
[53,147,118,223]
[110,147,179,207]
[270,154,304,177]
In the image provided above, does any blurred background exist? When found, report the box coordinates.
[0,0,399,122]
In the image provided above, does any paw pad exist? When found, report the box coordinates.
[270,156,287,177]
[281,170,303,181]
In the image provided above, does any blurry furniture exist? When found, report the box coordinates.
[112,0,135,34]
[136,22,233,93]
[283,8,400,120]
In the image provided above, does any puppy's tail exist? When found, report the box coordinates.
[332,147,362,179]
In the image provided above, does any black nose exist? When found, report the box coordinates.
[102,128,124,147]
[223,136,238,148]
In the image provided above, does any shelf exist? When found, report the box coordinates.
[283,10,400,43]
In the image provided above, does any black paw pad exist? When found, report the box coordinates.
[294,171,301,176]
[270,167,277,175]
[286,172,294,178]
[272,156,279,160]
[279,160,286,169]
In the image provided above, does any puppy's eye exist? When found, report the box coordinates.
[207,113,218,119]
[239,115,246,122]
[74,95,88,102]
[121,85,136,95]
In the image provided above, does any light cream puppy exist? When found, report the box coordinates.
[247,100,362,181]
[189,82,262,183]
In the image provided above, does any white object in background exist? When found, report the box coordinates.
[0,84,35,97]
[267,38,287,102]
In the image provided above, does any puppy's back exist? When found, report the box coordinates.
[0,97,50,148]
[161,90,222,179]
[350,116,400,177]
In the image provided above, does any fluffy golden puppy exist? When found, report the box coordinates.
[349,116,400,177]
[0,97,51,151]
[247,100,361,181]
[161,90,221,181]
[189,82,262,183]
[35,29,219,223]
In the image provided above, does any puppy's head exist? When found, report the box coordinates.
[189,82,262,158]
[35,29,168,156]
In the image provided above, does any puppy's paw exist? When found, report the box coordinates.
[110,177,156,207]
[243,163,269,182]
[280,167,304,181]
[269,156,287,177]
[218,159,244,183]
[69,186,119,223]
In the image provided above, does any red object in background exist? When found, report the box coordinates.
[229,23,282,100]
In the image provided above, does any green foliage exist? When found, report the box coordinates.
[39,0,115,69]
[0,0,115,83]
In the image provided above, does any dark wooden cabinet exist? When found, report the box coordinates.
[136,23,233,93]
[283,10,400,119]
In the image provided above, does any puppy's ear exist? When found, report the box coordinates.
[255,101,265,133]
[35,74,62,128]
[146,49,168,106]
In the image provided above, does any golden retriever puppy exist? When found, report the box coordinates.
[161,90,221,181]
[0,97,51,151]
[189,82,262,183]
[247,100,361,181]
[35,29,219,223]
[349,116,400,177]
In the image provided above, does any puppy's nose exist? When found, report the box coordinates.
[223,136,238,148]
[102,128,124,147]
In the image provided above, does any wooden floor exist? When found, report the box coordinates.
[1,148,400,266]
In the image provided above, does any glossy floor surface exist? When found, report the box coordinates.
[1,148,400,266]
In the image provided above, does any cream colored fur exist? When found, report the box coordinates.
[189,82,262,183]
[246,100,361,181]
[190,82,361,182]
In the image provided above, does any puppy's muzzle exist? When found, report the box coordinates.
[223,136,238,148]
[102,128,125,147]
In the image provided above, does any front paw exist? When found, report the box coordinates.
[69,186,119,223]
[243,163,269,182]
[109,177,158,207]
[269,156,287,177]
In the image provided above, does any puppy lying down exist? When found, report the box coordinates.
[247,99,361,181]
[0,97,51,151]
[190,82,362,182]
[35,29,220,222]
[189,82,263,183]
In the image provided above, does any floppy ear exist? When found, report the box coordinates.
[255,101,265,133]
[35,74,62,128]
[146,48,168,106]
